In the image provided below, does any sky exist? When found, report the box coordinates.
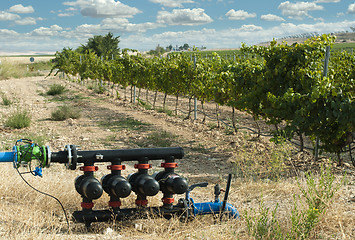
[0,0,354,54]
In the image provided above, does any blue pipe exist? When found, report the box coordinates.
[0,151,15,162]
[193,200,240,219]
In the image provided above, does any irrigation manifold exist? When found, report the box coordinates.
[0,139,239,228]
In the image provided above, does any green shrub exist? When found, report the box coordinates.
[94,85,105,94]
[47,84,66,95]
[245,164,344,239]
[5,110,31,129]
[99,117,148,131]
[135,131,176,148]
[1,95,12,106]
[288,164,344,239]
[137,99,152,110]
[147,131,176,147]
[157,107,173,116]
[87,84,105,94]
[51,105,80,121]
[245,200,282,240]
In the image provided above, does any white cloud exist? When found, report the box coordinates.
[0,29,19,37]
[261,14,285,22]
[149,0,195,8]
[0,11,20,21]
[63,0,141,18]
[240,24,263,32]
[9,4,34,14]
[14,17,37,25]
[58,13,75,17]
[271,21,355,38]
[2,19,355,54]
[70,18,161,38]
[101,18,160,32]
[348,3,355,14]
[66,7,77,11]
[157,8,213,26]
[32,25,64,36]
[226,9,256,20]
[74,24,101,35]
[313,17,325,22]
[122,19,355,50]
[315,0,340,2]
[278,1,323,20]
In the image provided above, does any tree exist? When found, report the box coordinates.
[166,44,173,51]
[80,32,120,58]
[148,44,166,56]
[183,43,190,50]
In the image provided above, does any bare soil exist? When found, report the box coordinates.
[0,76,354,239]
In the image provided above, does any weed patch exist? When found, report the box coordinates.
[1,94,12,106]
[51,94,87,103]
[135,131,176,147]
[88,84,106,94]
[289,165,345,239]
[245,200,282,240]
[137,99,152,110]
[99,117,149,131]
[46,84,66,95]
[157,107,173,116]
[232,143,290,181]
[245,164,345,239]
[5,110,31,129]
[51,105,80,121]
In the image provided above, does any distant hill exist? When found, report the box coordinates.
[257,31,355,47]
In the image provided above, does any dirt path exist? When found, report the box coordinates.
[0,76,240,182]
[0,76,354,239]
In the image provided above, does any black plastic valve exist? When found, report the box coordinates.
[154,172,188,195]
[128,173,160,196]
[75,175,103,200]
[101,174,132,198]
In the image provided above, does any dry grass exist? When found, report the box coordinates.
[0,162,352,239]
[0,58,52,80]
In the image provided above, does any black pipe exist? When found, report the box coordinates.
[72,204,187,224]
[220,173,232,221]
[51,147,184,164]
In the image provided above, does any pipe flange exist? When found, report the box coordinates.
[46,146,51,167]
[65,145,72,169]
[70,145,78,170]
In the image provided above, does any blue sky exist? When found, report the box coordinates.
[0,0,354,54]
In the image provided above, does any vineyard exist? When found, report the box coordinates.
[51,34,354,159]
[0,36,354,238]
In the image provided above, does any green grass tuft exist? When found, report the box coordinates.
[46,84,66,95]
[157,107,173,116]
[1,95,12,106]
[5,110,31,129]
[51,105,81,121]
[135,131,176,148]
[88,84,106,94]
[99,117,149,131]
[137,99,153,110]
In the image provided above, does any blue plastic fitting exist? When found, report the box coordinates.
[34,167,43,177]
[193,200,240,219]
[0,151,15,163]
